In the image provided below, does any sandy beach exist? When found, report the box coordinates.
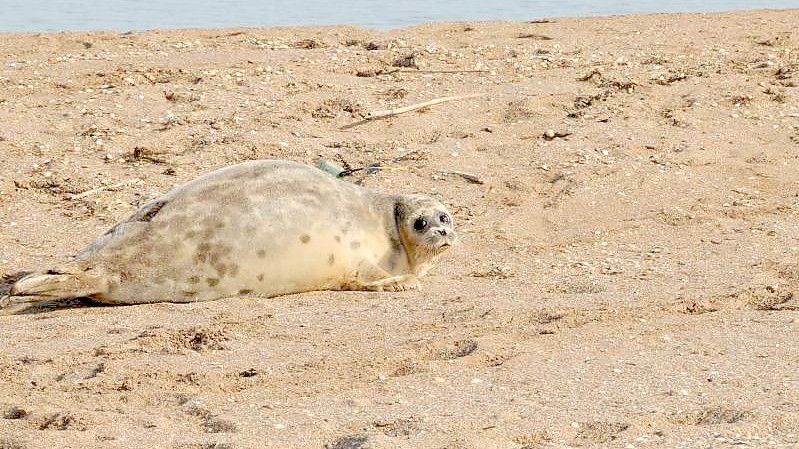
[1,9,798,448]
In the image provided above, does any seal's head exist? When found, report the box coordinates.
[395,194,456,270]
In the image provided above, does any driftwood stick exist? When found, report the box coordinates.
[341,93,484,130]
[70,179,139,200]
[400,69,490,74]
[365,93,484,120]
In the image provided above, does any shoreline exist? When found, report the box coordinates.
[0,7,795,35]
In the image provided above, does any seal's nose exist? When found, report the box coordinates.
[438,229,448,236]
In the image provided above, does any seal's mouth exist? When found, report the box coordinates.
[433,235,456,250]
[425,228,456,253]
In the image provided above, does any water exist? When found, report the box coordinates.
[0,0,796,32]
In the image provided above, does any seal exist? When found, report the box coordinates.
[0,160,456,313]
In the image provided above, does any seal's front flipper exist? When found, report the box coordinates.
[363,274,420,292]
[350,262,420,292]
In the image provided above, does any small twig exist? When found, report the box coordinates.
[392,149,423,161]
[70,179,139,200]
[340,93,484,130]
[517,33,553,40]
[398,69,490,74]
[340,164,409,177]
[356,68,400,77]
[440,170,484,184]
[578,69,603,81]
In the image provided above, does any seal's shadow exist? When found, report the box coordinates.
[1,271,94,314]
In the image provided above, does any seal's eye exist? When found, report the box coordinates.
[413,218,428,232]
[440,214,450,225]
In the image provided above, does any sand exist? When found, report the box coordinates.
[1,8,798,449]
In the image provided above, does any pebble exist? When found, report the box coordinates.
[544,129,556,139]
[470,378,482,384]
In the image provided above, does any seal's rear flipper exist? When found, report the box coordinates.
[0,264,104,315]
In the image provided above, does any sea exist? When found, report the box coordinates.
[0,0,796,32]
